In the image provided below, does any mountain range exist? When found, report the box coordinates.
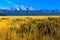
[0,6,60,15]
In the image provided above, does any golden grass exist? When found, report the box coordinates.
[0,16,60,40]
[0,16,60,19]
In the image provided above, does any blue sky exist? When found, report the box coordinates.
[0,0,60,9]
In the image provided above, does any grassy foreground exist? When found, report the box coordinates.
[0,16,60,40]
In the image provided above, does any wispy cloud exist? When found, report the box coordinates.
[4,0,19,7]
[5,0,12,4]
[14,5,19,7]
[13,4,20,7]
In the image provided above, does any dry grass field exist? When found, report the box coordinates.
[0,16,60,40]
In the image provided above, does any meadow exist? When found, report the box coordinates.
[0,16,60,40]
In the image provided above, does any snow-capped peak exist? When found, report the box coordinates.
[6,7,19,11]
[28,7,34,10]
[6,7,16,10]
[15,8,20,11]
[13,7,20,11]
[6,7,11,10]
[20,5,27,10]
